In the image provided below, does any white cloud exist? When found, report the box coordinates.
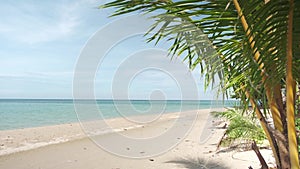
[0,1,84,44]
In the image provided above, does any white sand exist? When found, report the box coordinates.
[0,109,274,169]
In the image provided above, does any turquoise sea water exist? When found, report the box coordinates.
[0,99,238,130]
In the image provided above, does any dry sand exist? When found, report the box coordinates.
[0,109,274,169]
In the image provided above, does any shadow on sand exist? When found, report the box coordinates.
[165,157,231,169]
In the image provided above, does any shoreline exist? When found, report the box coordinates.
[0,122,84,156]
[0,109,215,156]
[0,108,273,169]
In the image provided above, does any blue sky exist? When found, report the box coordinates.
[0,0,217,100]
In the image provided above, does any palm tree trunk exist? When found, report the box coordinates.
[286,0,299,168]
[274,84,287,134]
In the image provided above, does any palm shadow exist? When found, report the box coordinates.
[165,157,231,169]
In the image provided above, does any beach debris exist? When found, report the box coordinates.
[126,147,130,150]
[203,151,213,154]
[216,130,227,151]
[221,123,227,129]
[251,141,268,169]
[149,159,154,162]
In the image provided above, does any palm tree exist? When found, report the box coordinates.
[102,0,300,168]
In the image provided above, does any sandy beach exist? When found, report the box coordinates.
[0,109,273,169]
